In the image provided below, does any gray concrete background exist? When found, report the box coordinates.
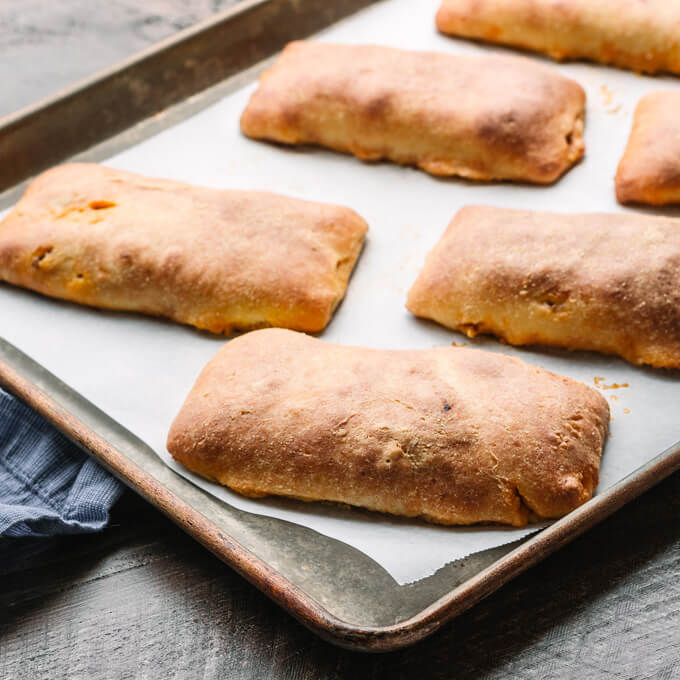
[0,0,240,117]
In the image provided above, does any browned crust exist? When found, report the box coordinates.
[436,0,680,75]
[616,91,680,206]
[240,41,585,185]
[407,206,680,369]
[167,329,609,527]
[0,164,368,333]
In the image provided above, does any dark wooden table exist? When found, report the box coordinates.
[3,476,679,678]
[1,3,679,678]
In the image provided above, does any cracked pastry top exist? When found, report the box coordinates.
[0,163,368,334]
[407,206,680,369]
[240,41,585,185]
[167,329,609,527]
[436,0,680,75]
[616,91,680,206]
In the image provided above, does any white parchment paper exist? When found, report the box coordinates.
[2,0,679,584]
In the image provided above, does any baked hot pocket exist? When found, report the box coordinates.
[168,329,609,527]
[407,206,680,369]
[616,91,680,207]
[0,164,368,333]
[240,41,586,184]
[436,0,680,75]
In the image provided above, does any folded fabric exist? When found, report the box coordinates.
[0,387,123,537]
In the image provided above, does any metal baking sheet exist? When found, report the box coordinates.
[1,0,679,650]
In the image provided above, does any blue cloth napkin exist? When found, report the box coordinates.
[0,387,124,537]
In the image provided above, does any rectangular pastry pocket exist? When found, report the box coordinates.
[436,0,680,75]
[168,329,609,527]
[241,41,585,184]
[407,206,680,369]
[0,164,368,333]
[616,91,680,206]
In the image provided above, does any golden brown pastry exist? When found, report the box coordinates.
[436,0,680,75]
[0,163,368,333]
[407,206,680,369]
[240,41,585,184]
[168,329,609,527]
[616,91,680,206]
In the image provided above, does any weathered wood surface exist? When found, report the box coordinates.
[2,476,679,679]
[1,1,679,677]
